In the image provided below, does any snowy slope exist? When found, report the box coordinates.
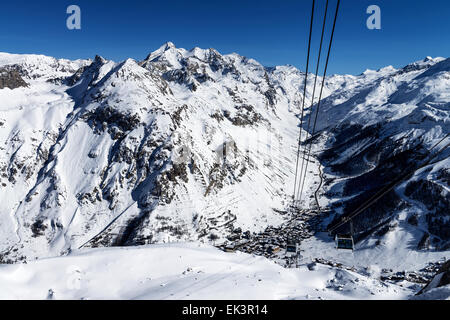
[0,243,412,300]
[311,57,450,250]
[0,43,448,282]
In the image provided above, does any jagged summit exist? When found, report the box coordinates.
[142,41,180,63]
[164,41,176,49]
[94,54,107,64]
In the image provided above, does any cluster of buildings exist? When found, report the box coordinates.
[218,209,324,267]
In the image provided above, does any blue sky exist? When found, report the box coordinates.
[0,0,449,75]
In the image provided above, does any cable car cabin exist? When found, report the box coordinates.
[285,242,298,256]
[335,234,354,250]
[286,244,296,252]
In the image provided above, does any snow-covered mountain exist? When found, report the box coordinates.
[0,43,448,274]
[315,57,450,248]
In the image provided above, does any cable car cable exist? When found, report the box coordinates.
[296,0,329,201]
[298,0,341,202]
[293,0,316,201]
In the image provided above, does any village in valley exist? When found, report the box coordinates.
[216,206,445,288]
[217,207,327,267]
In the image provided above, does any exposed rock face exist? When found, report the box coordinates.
[416,260,450,296]
[0,65,28,89]
[405,180,450,241]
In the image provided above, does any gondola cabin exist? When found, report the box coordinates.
[335,234,354,250]
[285,242,298,256]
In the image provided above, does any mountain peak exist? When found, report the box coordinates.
[156,41,176,53]
[143,42,178,63]
[94,55,107,64]
[164,41,176,49]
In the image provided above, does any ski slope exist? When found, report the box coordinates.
[0,243,413,300]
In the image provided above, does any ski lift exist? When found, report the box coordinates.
[334,219,355,250]
[335,234,354,250]
[286,244,297,253]
[285,240,301,268]
[285,241,298,256]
